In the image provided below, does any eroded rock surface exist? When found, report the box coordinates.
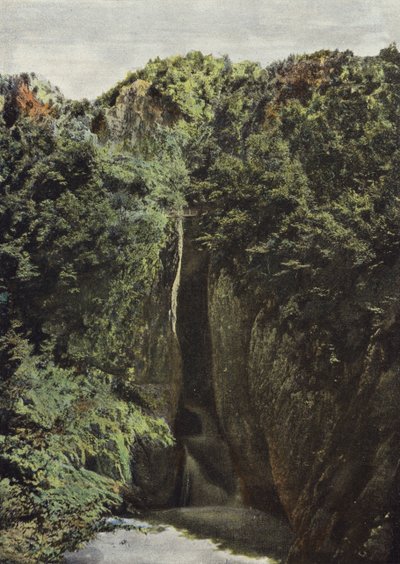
[208,269,400,563]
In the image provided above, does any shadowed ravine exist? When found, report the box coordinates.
[64,218,293,563]
[158,218,292,561]
[174,215,240,509]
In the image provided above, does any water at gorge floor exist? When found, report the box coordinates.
[63,507,293,564]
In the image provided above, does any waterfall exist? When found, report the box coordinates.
[178,405,240,507]
[179,446,191,507]
[170,217,183,336]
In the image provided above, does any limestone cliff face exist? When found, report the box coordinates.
[208,272,282,514]
[127,227,183,509]
[94,79,180,146]
[52,52,399,560]
[136,227,399,561]
[208,268,400,564]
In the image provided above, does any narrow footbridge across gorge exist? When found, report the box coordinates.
[167,204,215,218]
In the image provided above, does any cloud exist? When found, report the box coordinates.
[1,0,399,98]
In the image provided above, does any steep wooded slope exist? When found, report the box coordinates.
[1,46,400,562]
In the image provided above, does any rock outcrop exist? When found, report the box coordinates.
[93,79,180,146]
[89,50,400,562]
[134,218,399,562]
[125,228,184,509]
[207,268,400,564]
[3,50,400,564]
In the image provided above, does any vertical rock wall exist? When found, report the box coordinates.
[208,271,284,515]
[127,226,183,509]
[128,222,399,563]
[208,268,400,563]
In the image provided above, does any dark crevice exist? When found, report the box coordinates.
[175,219,214,408]
[174,218,239,508]
[175,407,202,437]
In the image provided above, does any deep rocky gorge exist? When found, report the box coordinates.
[123,208,400,563]
[1,48,400,563]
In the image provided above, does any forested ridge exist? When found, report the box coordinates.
[1,45,400,563]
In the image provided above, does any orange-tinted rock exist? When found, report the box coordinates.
[15,81,52,121]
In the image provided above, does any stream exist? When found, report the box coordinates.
[63,509,292,564]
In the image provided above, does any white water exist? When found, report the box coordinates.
[64,517,278,564]
[170,217,183,336]
[179,405,240,508]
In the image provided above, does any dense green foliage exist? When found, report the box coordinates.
[2,45,400,561]
[195,46,400,372]
[105,46,400,372]
[0,75,180,562]
[0,355,170,562]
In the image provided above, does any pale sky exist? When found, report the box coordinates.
[1,0,400,99]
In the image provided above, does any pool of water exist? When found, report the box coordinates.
[63,507,292,564]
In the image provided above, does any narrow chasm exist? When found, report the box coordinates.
[174,216,240,508]
[150,218,294,563]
